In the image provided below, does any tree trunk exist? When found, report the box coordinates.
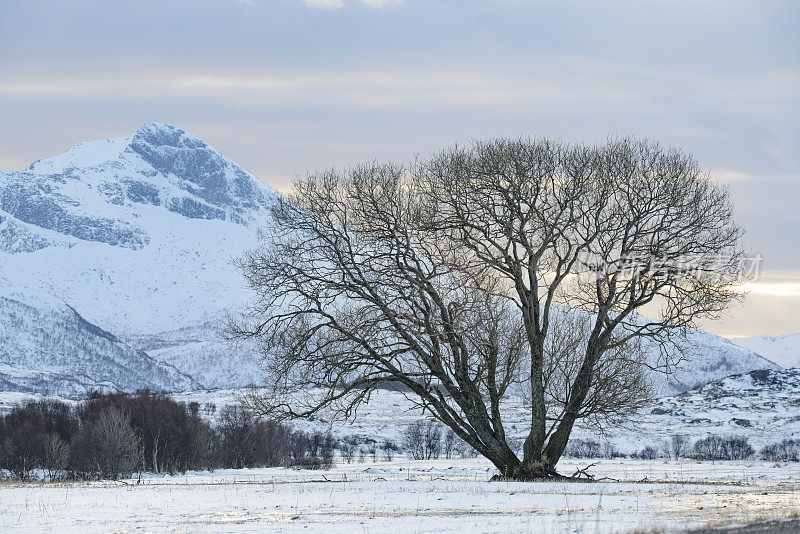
[542,348,599,466]
[521,320,547,472]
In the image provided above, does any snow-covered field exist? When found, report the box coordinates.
[169,369,800,455]
[1,458,798,533]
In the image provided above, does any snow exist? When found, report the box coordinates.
[0,280,197,396]
[169,368,800,455]
[1,458,798,533]
[0,122,782,397]
[27,135,134,174]
[731,333,800,369]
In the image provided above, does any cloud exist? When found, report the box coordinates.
[297,0,344,8]
[0,68,624,108]
[297,0,401,8]
[4,62,795,113]
[739,282,800,297]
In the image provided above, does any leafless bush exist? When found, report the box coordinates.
[693,435,753,460]
[603,442,622,459]
[760,439,800,462]
[442,429,457,459]
[340,436,359,463]
[404,420,443,460]
[42,435,69,481]
[565,439,602,459]
[635,445,660,460]
[94,407,142,479]
[454,439,480,458]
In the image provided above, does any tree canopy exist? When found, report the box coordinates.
[232,137,744,478]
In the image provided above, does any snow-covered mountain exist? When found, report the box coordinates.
[730,333,800,369]
[0,122,278,337]
[0,123,781,398]
[635,368,800,448]
[0,122,276,395]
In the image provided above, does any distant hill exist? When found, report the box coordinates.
[730,333,800,369]
[0,283,197,397]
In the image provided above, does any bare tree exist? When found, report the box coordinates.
[381,439,399,462]
[95,407,141,480]
[232,137,743,478]
[43,435,69,481]
[663,434,690,459]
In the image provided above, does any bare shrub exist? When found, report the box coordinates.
[319,432,336,468]
[454,439,480,458]
[603,442,622,459]
[403,421,425,460]
[43,435,69,481]
[565,439,602,459]
[442,429,457,459]
[693,435,753,460]
[404,421,443,460]
[760,439,800,462]
[340,436,359,464]
[635,445,659,460]
[424,422,443,460]
[662,435,690,459]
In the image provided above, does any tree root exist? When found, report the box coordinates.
[570,463,597,480]
[490,463,569,481]
[489,462,605,482]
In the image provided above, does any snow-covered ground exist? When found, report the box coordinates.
[169,369,800,455]
[1,458,798,533]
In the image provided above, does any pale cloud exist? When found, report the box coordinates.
[0,68,627,108]
[355,0,403,7]
[297,0,344,9]
[2,64,795,112]
[296,0,401,8]
[739,282,800,297]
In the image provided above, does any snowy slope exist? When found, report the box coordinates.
[128,323,264,389]
[647,327,779,395]
[630,368,800,447]
[0,282,197,397]
[729,333,800,369]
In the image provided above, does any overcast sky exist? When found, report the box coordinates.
[1,0,798,337]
